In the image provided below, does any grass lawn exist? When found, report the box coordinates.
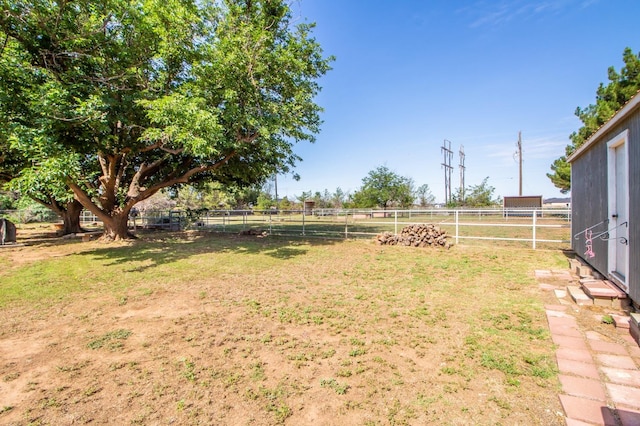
[0,231,568,425]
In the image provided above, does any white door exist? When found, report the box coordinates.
[607,130,630,292]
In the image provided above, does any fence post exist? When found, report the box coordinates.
[394,210,398,234]
[455,210,459,245]
[345,210,348,238]
[269,211,272,234]
[302,209,305,236]
[532,211,537,250]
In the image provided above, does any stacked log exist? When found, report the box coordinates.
[239,228,268,237]
[375,224,451,249]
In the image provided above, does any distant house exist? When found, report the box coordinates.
[567,92,638,306]
[543,197,571,208]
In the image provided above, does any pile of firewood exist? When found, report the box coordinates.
[375,224,451,249]
[239,228,268,237]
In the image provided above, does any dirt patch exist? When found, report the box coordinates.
[0,232,565,425]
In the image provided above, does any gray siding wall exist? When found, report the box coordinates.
[571,142,608,275]
[621,110,640,303]
[571,105,640,303]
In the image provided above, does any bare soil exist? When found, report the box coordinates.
[0,229,565,425]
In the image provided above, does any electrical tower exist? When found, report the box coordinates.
[459,145,466,203]
[441,140,453,204]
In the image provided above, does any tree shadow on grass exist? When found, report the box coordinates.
[71,231,342,273]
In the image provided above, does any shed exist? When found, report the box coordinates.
[503,195,543,209]
[503,196,542,217]
[303,200,315,215]
[567,92,639,306]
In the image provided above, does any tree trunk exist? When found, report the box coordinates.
[61,199,85,235]
[67,182,137,241]
[32,196,85,235]
[101,212,135,241]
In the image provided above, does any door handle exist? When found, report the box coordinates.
[612,214,618,218]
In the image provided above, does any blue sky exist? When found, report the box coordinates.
[276,0,640,203]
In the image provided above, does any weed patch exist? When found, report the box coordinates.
[87,329,132,350]
[320,378,349,395]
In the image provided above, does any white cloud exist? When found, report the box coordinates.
[462,0,593,28]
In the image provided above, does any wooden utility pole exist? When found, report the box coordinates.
[517,131,522,196]
[459,145,466,203]
[274,174,279,206]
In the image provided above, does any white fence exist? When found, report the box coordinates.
[75,207,571,249]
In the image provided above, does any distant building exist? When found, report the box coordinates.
[503,195,542,209]
[502,196,542,216]
[543,197,571,208]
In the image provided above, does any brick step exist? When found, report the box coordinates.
[565,280,629,310]
[567,285,591,306]
[579,279,628,310]
[630,314,640,347]
[611,314,630,329]
[568,258,604,279]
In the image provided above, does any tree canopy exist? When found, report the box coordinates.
[0,0,332,239]
[415,184,435,207]
[547,47,640,193]
[463,177,501,207]
[445,177,500,207]
[350,166,415,209]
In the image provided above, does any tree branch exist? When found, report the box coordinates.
[29,195,63,216]
[47,111,107,123]
[0,33,8,58]
[126,156,169,200]
[97,153,109,183]
[138,138,184,155]
[133,151,237,202]
[96,153,123,211]
[236,130,259,144]
[114,152,128,194]
[160,145,184,155]
[67,180,111,224]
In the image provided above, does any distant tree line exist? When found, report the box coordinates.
[1,164,500,216]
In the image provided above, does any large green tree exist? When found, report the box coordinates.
[463,177,500,207]
[446,177,500,208]
[414,183,435,207]
[0,33,87,233]
[351,166,415,209]
[548,47,640,193]
[0,0,332,240]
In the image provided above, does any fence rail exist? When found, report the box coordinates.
[1,208,571,249]
[92,208,570,249]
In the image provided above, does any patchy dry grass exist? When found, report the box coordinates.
[0,232,567,425]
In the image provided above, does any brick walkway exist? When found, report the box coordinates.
[536,270,640,426]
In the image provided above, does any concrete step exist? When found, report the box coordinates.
[611,314,630,330]
[568,258,604,279]
[580,279,627,309]
[630,313,640,347]
[567,285,592,306]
